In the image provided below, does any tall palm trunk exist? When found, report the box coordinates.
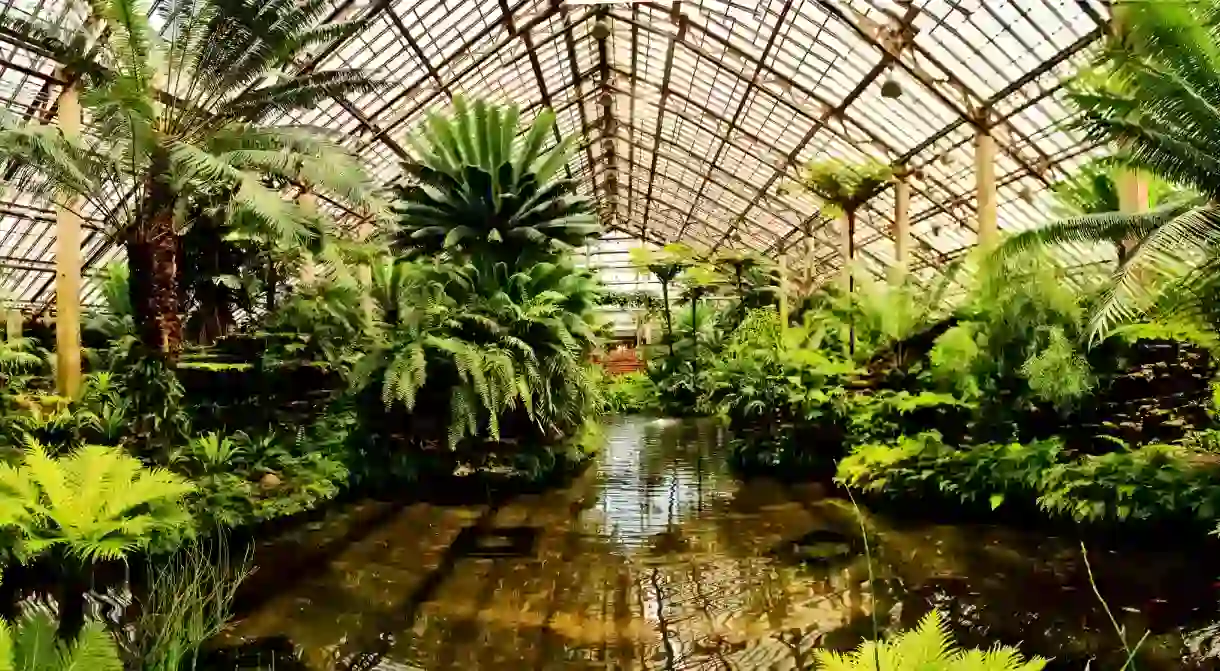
[127,151,183,359]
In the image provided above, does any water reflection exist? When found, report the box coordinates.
[225,417,1220,670]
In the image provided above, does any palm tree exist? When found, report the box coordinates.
[994,0,1220,338]
[394,97,600,262]
[0,0,388,359]
[1008,158,1186,267]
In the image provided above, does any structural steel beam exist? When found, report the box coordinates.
[675,0,794,241]
[637,3,681,243]
[711,5,921,253]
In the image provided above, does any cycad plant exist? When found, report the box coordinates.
[814,610,1047,670]
[993,0,1220,338]
[395,97,600,261]
[0,0,387,358]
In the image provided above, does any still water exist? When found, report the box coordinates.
[226,417,1220,669]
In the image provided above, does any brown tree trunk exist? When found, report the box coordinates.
[127,156,183,360]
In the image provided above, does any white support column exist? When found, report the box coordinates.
[975,127,998,247]
[1117,169,1149,214]
[6,311,21,341]
[1117,169,1149,264]
[297,190,318,285]
[55,76,82,397]
[891,170,911,282]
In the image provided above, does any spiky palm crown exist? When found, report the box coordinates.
[0,441,194,563]
[990,0,1220,339]
[393,97,601,261]
[2,0,388,230]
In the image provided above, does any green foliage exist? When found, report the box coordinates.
[0,441,194,563]
[838,432,1063,512]
[0,395,100,454]
[794,158,893,218]
[0,0,387,355]
[0,609,122,671]
[921,251,1097,420]
[814,610,1047,670]
[1108,319,1220,352]
[991,1,1220,339]
[838,432,1220,526]
[0,338,43,379]
[125,534,253,671]
[177,432,248,474]
[395,96,599,261]
[350,255,603,448]
[602,371,659,414]
[1019,327,1095,410]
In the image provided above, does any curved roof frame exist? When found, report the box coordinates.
[0,0,1111,309]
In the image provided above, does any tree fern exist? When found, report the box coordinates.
[0,441,193,563]
[814,611,1047,670]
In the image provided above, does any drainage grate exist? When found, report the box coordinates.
[453,525,539,558]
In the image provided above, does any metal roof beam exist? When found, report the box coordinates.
[711,5,921,254]
[676,0,795,241]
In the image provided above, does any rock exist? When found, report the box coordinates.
[260,472,282,488]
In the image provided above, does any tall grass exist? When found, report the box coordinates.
[125,533,254,670]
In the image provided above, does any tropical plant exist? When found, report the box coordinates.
[922,251,1096,428]
[813,610,1047,670]
[992,0,1220,339]
[0,609,123,671]
[601,371,658,414]
[795,159,892,291]
[0,395,99,453]
[394,97,599,261]
[630,244,695,356]
[353,257,604,448]
[0,440,193,637]
[0,0,388,359]
[0,441,194,563]
[0,337,43,377]
[178,432,247,474]
[261,275,369,369]
[125,534,253,671]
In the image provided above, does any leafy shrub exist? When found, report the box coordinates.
[0,609,123,671]
[602,372,658,414]
[815,610,1047,670]
[0,441,194,563]
[1037,445,1220,522]
[838,432,1220,527]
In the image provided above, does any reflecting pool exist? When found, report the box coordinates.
[224,416,1220,669]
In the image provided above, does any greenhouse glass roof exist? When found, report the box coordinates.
[0,0,1109,309]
